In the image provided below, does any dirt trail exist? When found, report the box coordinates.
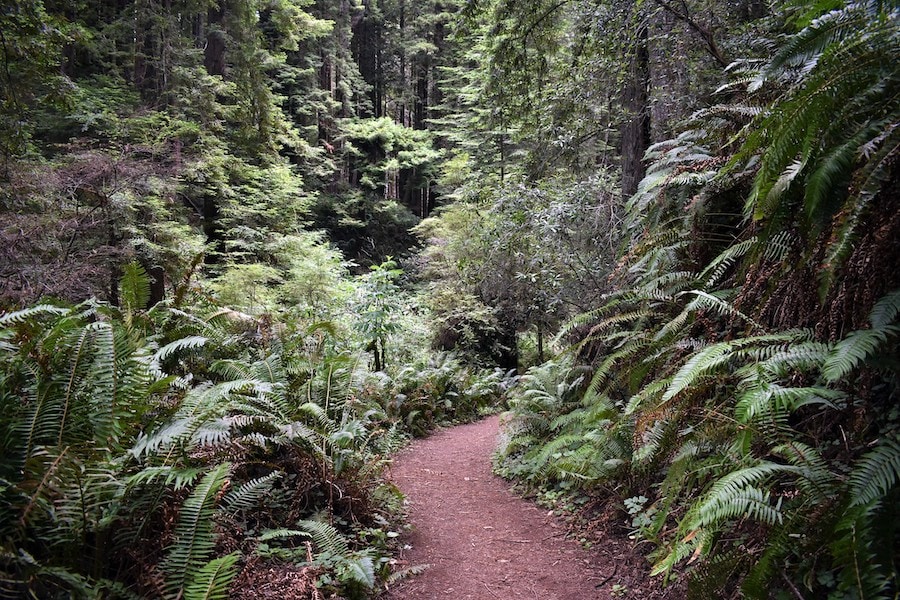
[383,415,613,600]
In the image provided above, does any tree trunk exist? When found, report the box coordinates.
[204,4,226,76]
[351,0,383,117]
[620,21,650,197]
[537,323,544,363]
[148,265,166,306]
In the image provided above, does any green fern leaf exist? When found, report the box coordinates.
[0,304,70,325]
[184,552,240,600]
[163,462,231,594]
[119,261,152,315]
[221,472,281,515]
[822,326,899,383]
[848,438,900,507]
[869,289,900,329]
[663,342,734,404]
[337,553,376,589]
[150,336,208,377]
[296,519,350,556]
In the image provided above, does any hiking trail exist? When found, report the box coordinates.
[383,415,614,599]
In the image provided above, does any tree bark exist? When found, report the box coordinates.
[620,21,650,197]
[204,4,226,76]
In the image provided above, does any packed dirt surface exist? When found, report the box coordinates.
[382,415,681,600]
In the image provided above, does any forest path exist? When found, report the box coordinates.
[382,415,612,600]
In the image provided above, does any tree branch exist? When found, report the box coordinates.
[652,0,729,68]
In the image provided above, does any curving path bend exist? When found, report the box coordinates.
[383,415,613,600]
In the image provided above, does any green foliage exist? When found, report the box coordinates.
[2,1,898,599]
[0,250,506,597]
[163,463,232,595]
[495,4,900,598]
[342,117,441,191]
[0,0,72,160]
[184,552,241,600]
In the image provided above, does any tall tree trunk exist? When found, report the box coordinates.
[620,21,650,197]
[351,1,383,117]
[537,323,544,363]
[204,3,226,76]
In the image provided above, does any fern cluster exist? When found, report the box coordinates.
[0,263,512,599]
[497,3,899,597]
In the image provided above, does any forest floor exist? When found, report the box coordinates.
[381,415,685,600]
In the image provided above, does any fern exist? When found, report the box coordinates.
[0,304,70,325]
[126,465,205,490]
[297,519,350,556]
[632,415,676,468]
[698,485,783,528]
[698,238,758,287]
[822,325,899,383]
[848,439,900,508]
[869,288,900,329]
[119,261,152,317]
[822,130,900,294]
[662,341,735,404]
[297,519,376,589]
[691,463,796,528]
[163,462,231,595]
[149,336,209,377]
[183,552,240,600]
[735,381,844,423]
[682,290,761,330]
[830,501,893,600]
[386,564,430,584]
[336,553,376,590]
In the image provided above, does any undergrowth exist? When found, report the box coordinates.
[0,263,512,599]
[495,3,900,598]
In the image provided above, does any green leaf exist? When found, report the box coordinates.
[184,552,241,600]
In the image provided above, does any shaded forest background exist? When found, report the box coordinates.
[1,0,898,598]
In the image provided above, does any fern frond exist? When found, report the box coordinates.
[633,416,676,467]
[822,325,900,382]
[682,290,762,330]
[698,238,758,287]
[296,519,350,556]
[257,528,310,542]
[848,438,900,507]
[821,127,900,294]
[831,500,892,600]
[126,466,205,490]
[119,261,151,316]
[150,336,208,377]
[694,471,788,528]
[869,288,900,329]
[0,305,70,325]
[662,342,735,404]
[163,462,231,594]
[337,553,376,589]
[735,381,844,423]
[183,552,240,600]
[771,441,838,501]
[86,322,121,447]
[387,564,430,584]
[763,341,831,375]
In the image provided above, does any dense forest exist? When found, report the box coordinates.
[1,0,898,598]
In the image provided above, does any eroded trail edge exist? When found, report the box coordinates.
[384,415,610,600]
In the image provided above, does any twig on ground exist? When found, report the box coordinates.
[781,571,806,600]
[596,564,619,588]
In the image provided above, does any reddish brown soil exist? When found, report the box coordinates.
[382,415,683,600]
